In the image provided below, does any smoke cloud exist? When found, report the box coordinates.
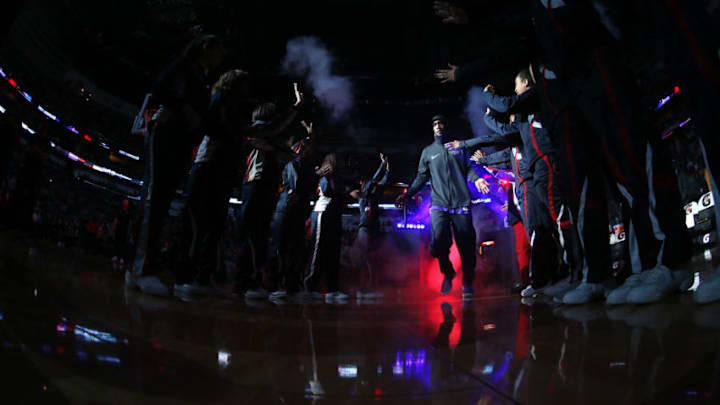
[282,36,354,121]
[464,86,491,139]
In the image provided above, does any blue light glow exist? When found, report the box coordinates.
[38,105,59,121]
[395,223,426,230]
[118,150,140,161]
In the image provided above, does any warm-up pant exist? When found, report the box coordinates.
[532,154,584,278]
[429,209,477,287]
[516,178,560,288]
[266,192,312,293]
[181,161,235,284]
[132,120,196,278]
[234,180,277,290]
[536,49,666,283]
[508,185,531,285]
[304,209,342,292]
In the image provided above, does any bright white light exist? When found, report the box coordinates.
[21,122,35,134]
[229,198,243,205]
[37,105,58,121]
[482,364,494,375]
[218,350,231,368]
[0,104,5,113]
[74,325,118,344]
[96,355,122,364]
[118,150,140,160]
[338,364,358,378]
[20,91,32,102]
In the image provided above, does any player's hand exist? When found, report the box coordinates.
[471,149,485,163]
[300,120,313,134]
[484,84,495,94]
[433,1,469,24]
[293,82,304,107]
[475,178,490,194]
[395,194,408,208]
[444,140,461,149]
[434,63,458,83]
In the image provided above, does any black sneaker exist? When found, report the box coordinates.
[441,271,456,295]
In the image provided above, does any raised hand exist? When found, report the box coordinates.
[434,63,458,83]
[433,1,469,24]
[474,178,490,194]
[293,82,304,107]
[301,120,313,134]
[395,194,408,208]
[315,162,334,177]
[483,84,495,94]
[471,149,485,163]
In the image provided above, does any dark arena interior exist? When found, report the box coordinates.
[1,1,720,403]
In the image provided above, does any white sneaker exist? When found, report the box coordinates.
[562,282,606,305]
[626,265,690,304]
[245,289,268,299]
[269,290,288,300]
[520,285,545,298]
[605,273,647,305]
[543,277,580,298]
[694,269,720,304]
[174,282,224,298]
[294,291,324,301]
[326,291,349,301]
[135,275,170,297]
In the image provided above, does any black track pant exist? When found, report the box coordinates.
[266,192,312,293]
[429,209,477,287]
[181,161,234,284]
[133,120,195,278]
[532,154,583,278]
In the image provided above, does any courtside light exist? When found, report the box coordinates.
[0,104,5,114]
[37,106,58,121]
[83,134,92,141]
[21,122,35,134]
[20,90,32,102]
[65,125,79,134]
[0,67,7,79]
[8,78,17,88]
[118,150,140,160]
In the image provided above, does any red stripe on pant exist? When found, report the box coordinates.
[513,221,531,285]
[541,155,559,223]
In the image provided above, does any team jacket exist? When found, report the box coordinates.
[406,137,488,209]
[480,89,555,170]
